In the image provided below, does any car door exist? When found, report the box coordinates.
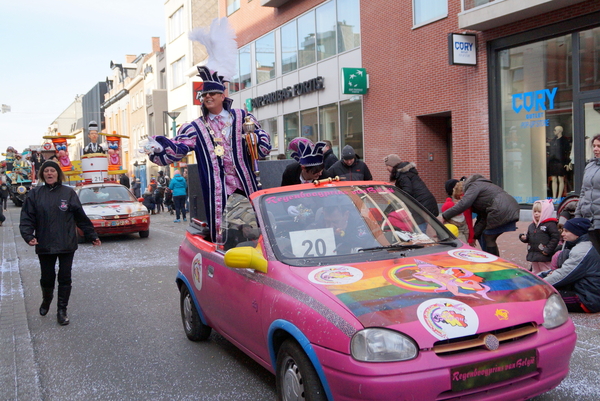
[199,197,268,361]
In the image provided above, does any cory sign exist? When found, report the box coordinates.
[511,87,558,128]
[449,33,476,66]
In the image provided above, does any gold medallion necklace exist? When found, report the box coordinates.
[202,115,230,158]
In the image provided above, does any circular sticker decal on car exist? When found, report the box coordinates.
[417,298,479,340]
[192,254,203,291]
[308,265,363,285]
[448,249,498,263]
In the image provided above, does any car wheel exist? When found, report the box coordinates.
[180,286,211,341]
[139,230,150,238]
[276,339,326,401]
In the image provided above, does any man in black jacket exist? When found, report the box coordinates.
[323,140,338,170]
[327,145,372,182]
[119,173,130,188]
[20,160,101,325]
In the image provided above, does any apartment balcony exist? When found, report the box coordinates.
[261,0,290,7]
[459,0,587,31]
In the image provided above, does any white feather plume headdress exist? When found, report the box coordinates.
[189,17,237,82]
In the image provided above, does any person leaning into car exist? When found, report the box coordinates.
[19,160,101,326]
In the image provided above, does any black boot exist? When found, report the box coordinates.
[39,286,54,316]
[56,285,72,326]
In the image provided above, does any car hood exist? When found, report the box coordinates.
[293,248,554,344]
[82,202,146,216]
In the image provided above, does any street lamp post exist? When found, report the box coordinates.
[166,112,181,138]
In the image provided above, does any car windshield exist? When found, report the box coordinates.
[79,186,136,204]
[260,184,454,264]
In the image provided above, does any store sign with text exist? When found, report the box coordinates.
[192,82,204,105]
[449,33,477,66]
[341,68,368,95]
[249,76,324,109]
[511,87,557,128]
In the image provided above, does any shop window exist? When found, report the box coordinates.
[284,113,299,158]
[259,117,279,156]
[256,33,275,84]
[340,98,363,159]
[229,52,241,94]
[301,108,318,145]
[508,53,524,94]
[580,27,600,91]
[498,34,574,204]
[227,0,240,16]
[281,21,298,74]
[319,103,339,156]
[413,0,447,27]
[337,0,360,53]
[239,45,252,90]
[316,1,336,61]
[298,11,316,68]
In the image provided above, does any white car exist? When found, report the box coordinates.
[75,183,150,239]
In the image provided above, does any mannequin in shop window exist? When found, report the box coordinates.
[547,125,571,199]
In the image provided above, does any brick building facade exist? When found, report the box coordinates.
[224,0,600,204]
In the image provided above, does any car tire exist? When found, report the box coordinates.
[180,286,211,341]
[276,339,326,401]
[139,230,150,238]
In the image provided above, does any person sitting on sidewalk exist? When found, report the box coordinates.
[540,217,600,313]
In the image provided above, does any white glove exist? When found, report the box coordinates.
[287,205,300,216]
[139,138,163,154]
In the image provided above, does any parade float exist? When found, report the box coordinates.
[101,131,129,176]
[2,146,33,206]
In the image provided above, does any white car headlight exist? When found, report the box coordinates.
[351,328,418,362]
[130,210,149,217]
[86,215,103,220]
[542,293,569,329]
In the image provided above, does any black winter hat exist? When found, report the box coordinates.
[38,160,65,184]
[563,218,591,237]
[342,145,355,160]
[444,179,459,197]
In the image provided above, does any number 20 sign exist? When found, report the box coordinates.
[290,228,337,257]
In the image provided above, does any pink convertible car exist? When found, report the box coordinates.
[177,180,575,401]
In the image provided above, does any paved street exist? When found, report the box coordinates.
[1,204,275,401]
[1,204,600,400]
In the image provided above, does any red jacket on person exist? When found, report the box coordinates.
[442,197,474,244]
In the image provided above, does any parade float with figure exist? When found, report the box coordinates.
[2,146,33,206]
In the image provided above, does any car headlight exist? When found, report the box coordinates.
[351,328,418,362]
[542,294,569,329]
[86,215,103,220]
[130,210,149,217]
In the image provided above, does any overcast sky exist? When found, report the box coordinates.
[0,0,166,153]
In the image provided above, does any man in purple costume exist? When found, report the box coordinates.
[145,66,271,242]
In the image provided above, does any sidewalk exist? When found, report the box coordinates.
[0,208,41,401]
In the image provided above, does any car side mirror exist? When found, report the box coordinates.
[224,246,268,273]
[138,197,144,202]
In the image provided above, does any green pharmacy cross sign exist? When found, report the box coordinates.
[341,68,368,95]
